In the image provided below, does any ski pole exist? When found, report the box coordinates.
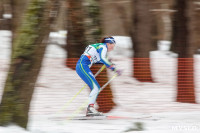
[67,72,119,120]
[59,65,106,112]
[99,73,118,92]
[67,99,89,121]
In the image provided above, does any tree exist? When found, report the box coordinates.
[0,0,5,29]
[171,0,197,103]
[194,1,200,52]
[150,0,174,41]
[83,0,102,44]
[54,0,67,31]
[0,0,59,128]
[0,0,3,19]
[131,0,155,82]
[66,0,86,69]
[0,0,12,30]
[11,0,29,41]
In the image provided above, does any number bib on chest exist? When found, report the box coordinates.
[83,45,100,64]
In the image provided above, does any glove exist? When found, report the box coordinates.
[109,64,122,76]
[109,64,115,71]
[115,69,122,76]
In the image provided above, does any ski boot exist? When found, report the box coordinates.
[86,104,103,117]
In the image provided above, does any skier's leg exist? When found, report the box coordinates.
[76,63,103,116]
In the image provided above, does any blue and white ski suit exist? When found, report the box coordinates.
[76,43,114,105]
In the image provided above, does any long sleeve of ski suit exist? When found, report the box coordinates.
[98,45,114,70]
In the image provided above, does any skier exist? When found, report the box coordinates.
[76,36,121,116]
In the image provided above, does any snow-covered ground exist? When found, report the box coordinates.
[1,30,200,133]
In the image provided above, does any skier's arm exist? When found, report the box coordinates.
[98,45,122,75]
[98,46,115,70]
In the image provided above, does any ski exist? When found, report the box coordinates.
[70,115,134,120]
[71,115,152,120]
[49,115,152,121]
[72,115,107,120]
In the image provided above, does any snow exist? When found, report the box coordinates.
[1,30,200,133]
[3,14,12,19]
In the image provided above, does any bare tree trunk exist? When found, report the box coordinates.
[54,0,67,31]
[0,0,3,18]
[83,0,102,44]
[115,3,132,36]
[66,0,86,69]
[132,0,154,82]
[193,1,200,52]
[172,0,196,103]
[0,0,58,128]
[0,0,12,30]
[0,0,3,29]
[11,0,29,43]
[151,0,174,41]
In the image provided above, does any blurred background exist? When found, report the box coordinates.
[0,0,200,132]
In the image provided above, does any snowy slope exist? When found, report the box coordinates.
[1,30,200,133]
